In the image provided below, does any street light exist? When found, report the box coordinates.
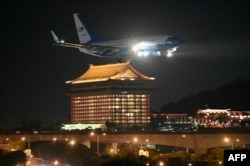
[21,137,31,149]
[224,137,232,149]
[158,161,164,166]
[70,140,75,146]
[54,160,59,165]
[133,137,142,149]
[182,134,189,153]
[133,137,138,143]
[224,137,239,150]
[224,137,229,143]
[90,132,94,136]
[90,132,106,154]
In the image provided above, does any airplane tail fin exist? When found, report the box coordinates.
[73,13,94,44]
[50,30,59,43]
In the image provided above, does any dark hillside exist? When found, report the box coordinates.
[161,77,250,116]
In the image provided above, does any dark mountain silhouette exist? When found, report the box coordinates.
[160,77,250,116]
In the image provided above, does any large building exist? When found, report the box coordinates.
[151,109,250,131]
[66,61,155,127]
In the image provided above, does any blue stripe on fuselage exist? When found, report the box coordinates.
[166,37,183,46]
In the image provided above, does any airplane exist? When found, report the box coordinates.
[51,13,182,58]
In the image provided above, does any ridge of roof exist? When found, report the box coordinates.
[67,61,154,84]
[89,61,130,68]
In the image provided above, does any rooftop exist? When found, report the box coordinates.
[67,61,155,84]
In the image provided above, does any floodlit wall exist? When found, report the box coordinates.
[71,94,150,126]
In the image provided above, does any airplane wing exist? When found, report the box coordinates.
[51,30,123,56]
[52,40,120,49]
[53,41,124,57]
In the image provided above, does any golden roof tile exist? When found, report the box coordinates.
[67,61,155,84]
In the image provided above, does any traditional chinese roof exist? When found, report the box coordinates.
[67,61,155,84]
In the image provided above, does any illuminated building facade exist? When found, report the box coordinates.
[193,109,250,128]
[67,61,154,127]
[151,113,192,131]
[151,109,250,130]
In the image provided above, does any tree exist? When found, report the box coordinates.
[101,154,145,166]
[0,150,26,166]
[0,149,5,158]
[166,151,190,166]
[206,148,224,165]
[191,153,209,166]
[115,143,139,157]
[7,138,25,151]
[32,141,102,166]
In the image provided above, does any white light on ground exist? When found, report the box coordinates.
[70,140,75,145]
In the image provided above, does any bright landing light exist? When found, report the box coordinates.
[136,51,149,57]
[137,51,149,57]
[167,52,173,57]
[59,40,65,43]
[132,42,145,52]
[132,42,154,52]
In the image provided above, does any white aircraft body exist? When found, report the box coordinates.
[51,13,182,58]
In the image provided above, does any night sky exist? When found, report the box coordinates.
[1,0,250,128]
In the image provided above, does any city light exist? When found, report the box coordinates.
[26,160,31,165]
[90,132,106,154]
[224,137,233,149]
[224,137,229,143]
[133,137,138,142]
[70,140,75,145]
[54,160,59,165]
[158,161,164,166]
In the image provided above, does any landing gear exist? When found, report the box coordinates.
[161,51,172,57]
